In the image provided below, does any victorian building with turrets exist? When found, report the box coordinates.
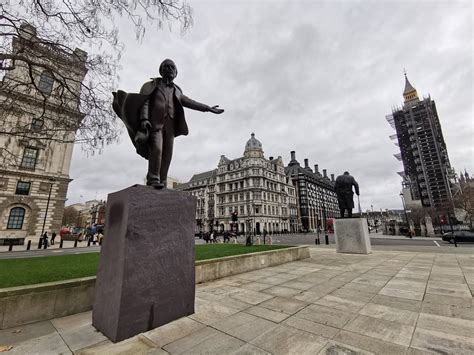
[177,133,299,234]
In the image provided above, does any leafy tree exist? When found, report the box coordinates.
[0,0,193,165]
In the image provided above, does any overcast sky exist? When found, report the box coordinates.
[68,0,473,210]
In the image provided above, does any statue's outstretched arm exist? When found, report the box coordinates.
[181,95,224,114]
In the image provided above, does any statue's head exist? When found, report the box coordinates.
[159,59,177,81]
[344,171,350,175]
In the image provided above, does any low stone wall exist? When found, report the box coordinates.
[0,246,309,330]
[0,277,95,330]
[195,245,310,283]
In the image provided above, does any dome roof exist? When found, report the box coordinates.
[244,133,264,158]
[245,133,262,151]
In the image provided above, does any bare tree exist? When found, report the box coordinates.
[62,205,80,226]
[453,182,474,228]
[0,1,193,166]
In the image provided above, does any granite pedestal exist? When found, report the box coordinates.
[92,185,196,342]
[334,218,372,254]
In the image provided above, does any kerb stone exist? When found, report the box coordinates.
[334,218,372,254]
[92,185,196,342]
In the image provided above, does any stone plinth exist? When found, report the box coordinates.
[334,218,372,254]
[92,185,196,343]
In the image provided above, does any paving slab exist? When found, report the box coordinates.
[76,335,158,354]
[4,332,71,355]
[283,315,339,339]
[238,281,274,292]
[162,326,224,354]
[60,323,107,351]
[332,330,408,354]
[250,324,329,355]
[262,285,302,298]
[343,314,414,346]
[378,286,424,301]
[358,303,418,326]
[259,296,309,315]
[416,313,474,338]
[142,317,205,347]
[410,328,474,354]
[51,311,92,333]
[0,320,56,345]
[315,295,368,312]
[244,305,290,323]
[279,280,316,291]
[420,302,474,321]
[232,343,272,354]
[295,304,357,329]
[422,292,472,307]
[318,340,374,355]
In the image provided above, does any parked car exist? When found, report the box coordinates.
[442,230,474,243]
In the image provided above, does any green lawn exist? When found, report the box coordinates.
[0,244,290,288]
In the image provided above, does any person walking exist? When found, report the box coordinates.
[51,232,56,245]
[42,232,49,249]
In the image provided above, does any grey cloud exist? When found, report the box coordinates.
[68,1,472,210]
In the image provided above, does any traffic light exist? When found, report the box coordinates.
[231,212,238,222]
[439,215,445,225]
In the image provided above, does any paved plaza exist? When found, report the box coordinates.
[1,248,473,354]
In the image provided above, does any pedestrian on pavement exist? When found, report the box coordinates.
[51,232,56,245]
[42,232,49,249]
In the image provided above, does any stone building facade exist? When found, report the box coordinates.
[285,151,339,232]
[0,24,87,240]
[175,170,217,233]
[177,134,300,234]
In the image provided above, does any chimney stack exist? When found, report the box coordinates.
[331,174,335,181]
[290,151,296,161]
[314,164,319,174]
[304,159,309,168]
[323,169,327,178]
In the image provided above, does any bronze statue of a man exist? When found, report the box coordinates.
[334,171,360,218]
[112,59,224,188]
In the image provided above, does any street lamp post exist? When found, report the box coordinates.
[40,178,56,237]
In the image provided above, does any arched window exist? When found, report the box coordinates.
[7,207,25,229]
[38,70,54,95]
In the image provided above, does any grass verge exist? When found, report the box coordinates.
[0,244,290,288]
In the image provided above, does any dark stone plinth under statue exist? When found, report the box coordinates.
[92,185,196,343]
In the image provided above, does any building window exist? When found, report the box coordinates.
[38,70,54,95]
[20,147,39,170]
[15,181,31,195]
[31,118,44,130]
[7,207,25,229]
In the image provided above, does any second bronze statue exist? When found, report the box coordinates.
[112,59,224,188]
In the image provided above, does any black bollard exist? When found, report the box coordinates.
[325,234,329,245]
[59,239,63,248]
[74,240,78,248]
[8,243,13,251]
[38,239,42,249]
[453,236,457,248]
[26,240,31,250]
